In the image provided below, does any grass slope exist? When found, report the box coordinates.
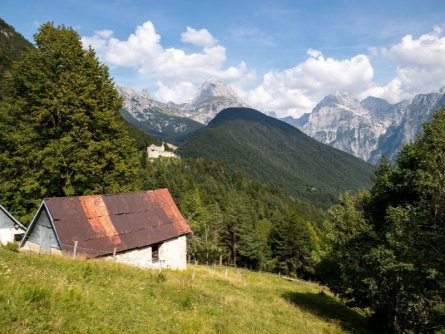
[0,248,373,333]
[180,108,375,208]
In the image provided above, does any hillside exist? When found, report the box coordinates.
[180,108,374,208]
[0,248,373,333]
[0,17,32,80]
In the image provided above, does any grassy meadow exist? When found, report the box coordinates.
[0,247,374,333]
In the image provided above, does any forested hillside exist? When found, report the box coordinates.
[0,18,32,80]
[142,158,325,275]
[181,107,375,208]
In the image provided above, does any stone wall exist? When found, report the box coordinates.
[147,143,179,159]
[109,236,187,270]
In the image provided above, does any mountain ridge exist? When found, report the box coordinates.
[180,107,374,208]
[283,89,445,164]
[117,86,204,145]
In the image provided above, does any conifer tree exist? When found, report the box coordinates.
[0,23,139,221]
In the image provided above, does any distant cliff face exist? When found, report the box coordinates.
[116,86,203,145]
[283,89,445,164]
[116,79,248,143]
[168,79,249,124]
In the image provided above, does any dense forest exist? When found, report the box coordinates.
[141,158,324,275]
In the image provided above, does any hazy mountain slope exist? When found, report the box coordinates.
[369,90,445,162]
[180,107,374,208]
[300,93,388,161]
[286,89,445,164]
[117,86,204,144]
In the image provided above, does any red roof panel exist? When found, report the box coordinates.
[44,189,191,258]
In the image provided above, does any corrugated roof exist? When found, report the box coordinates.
[0,204,26,231]
[44,188,191,258]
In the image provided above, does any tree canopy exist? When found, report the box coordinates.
[320,107,445,333]
[0,23,139,222]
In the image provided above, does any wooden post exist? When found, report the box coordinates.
[73,241,78,259]
[113,247,117,262]
[192,270,196,281]
[225,268,228,279]
[219,255,223,266]
[39,234,43,254]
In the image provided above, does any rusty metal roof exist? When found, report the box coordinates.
[44,188,191,258]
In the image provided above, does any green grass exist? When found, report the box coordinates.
[0,248,374,333]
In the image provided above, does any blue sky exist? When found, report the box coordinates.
[2,0,445,116]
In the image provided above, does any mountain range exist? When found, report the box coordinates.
[3,16,444,170]
[117,86,204,144]
[180,107,374,208]
[118,79,246,144]
[120,77,445,165]
[284,89,445,163]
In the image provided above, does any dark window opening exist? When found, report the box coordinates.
[152,243,160,262]
[14,233,25,242]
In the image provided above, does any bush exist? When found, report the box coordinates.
[2,242,19,252]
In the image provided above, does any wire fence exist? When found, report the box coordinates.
[22,238,245,280]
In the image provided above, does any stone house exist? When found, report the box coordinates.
[20,189,191,270]
[0,204,26,245]
[147,143,179,159]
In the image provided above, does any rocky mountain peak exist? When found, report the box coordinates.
[187,79,242,108]
[318,92,361,110]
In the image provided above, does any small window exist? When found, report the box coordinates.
[151,243,160,262]
[14,233,25,242]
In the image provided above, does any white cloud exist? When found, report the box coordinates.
[81,21,253,103]
[82,22,445,118]
[181,26,218,47]
[244,26,445,116]
[366,26,445,102]
[242,50,375,117]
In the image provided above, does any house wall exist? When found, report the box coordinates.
[0,209,25,244]
[108,235,187,270]
[147,144,179,159]
[21,208,60,253]
[21,240,62,255]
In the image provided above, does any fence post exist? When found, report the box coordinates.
[38,234,43,254]
[113,247,117,262]
[73,240,78,259]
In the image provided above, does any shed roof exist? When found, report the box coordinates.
[0,204,26,231]
[42,188,191,257]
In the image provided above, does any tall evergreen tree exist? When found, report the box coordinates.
[0,23,139,221]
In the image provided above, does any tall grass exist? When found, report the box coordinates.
[0,248,373,333]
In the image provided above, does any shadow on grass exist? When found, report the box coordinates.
[282,291,375,334]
